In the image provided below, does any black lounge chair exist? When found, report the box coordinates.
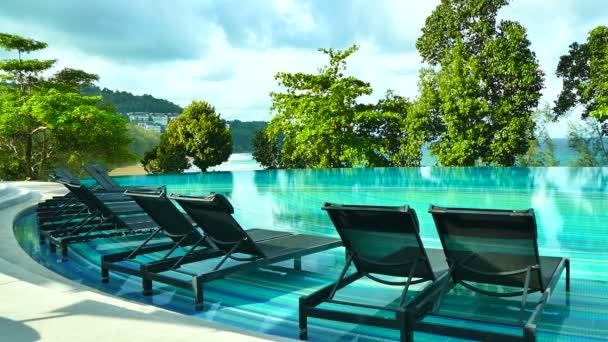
[82,163,162,193]
[102,190,296,298]
[38,169,129,225]
[411,206,571,342]
[136,193,342,311]
[101,190,220,289]
[39,172,149,234]
[299,203,449,342]
[47,179,159,261]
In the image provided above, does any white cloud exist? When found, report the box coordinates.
[0,0,605,134]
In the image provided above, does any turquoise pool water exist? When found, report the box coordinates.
[14,167,608,341]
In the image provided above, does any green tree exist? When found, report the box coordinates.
[252,128,281,169]
[229,120,267,153]
[267,45,422,169]
[166,101,232,172]
[516,104,559,166]
[554,26,608,130]
[567,118,608,166]
[141,133,189,173]
[126,123,161,158]
[415,0,544,166]
[0,33,133,180]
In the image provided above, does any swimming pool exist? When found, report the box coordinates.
[14,167,608,341]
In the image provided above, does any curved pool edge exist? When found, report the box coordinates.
[1,182,290,342]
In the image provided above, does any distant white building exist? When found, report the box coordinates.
[137,122,162,132]
[127,111,180,132]
[150,113,169,125]
[127,112,150,122]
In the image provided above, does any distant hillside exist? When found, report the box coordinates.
[81,85,266,153]
[82,85,183,114]
[228,120,267,153]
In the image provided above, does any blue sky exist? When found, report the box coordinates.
[0,0,606,136]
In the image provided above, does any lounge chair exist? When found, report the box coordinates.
[38,169,129,225]
[39,171,149,233]
[135,193,342,311]
[102,190,296,298]
[82,163,162,193]
[410,206,571,341]
[46,179,159,261]
[299,203,449,342]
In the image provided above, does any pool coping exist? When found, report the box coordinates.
[0,181,293,342]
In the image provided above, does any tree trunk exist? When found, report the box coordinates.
[25,133,32,179]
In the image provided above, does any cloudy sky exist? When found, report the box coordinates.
[0,0,606,137]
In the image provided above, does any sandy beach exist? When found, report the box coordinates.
[108,163,148,176]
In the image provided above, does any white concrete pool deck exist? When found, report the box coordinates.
[0,181,289,342]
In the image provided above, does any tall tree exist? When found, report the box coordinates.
[516,104,559,166]
[415,0,544,166]
[267,45,423,168]
[229,120,268,153]
[165,100,232,172]
[566,118,608,166]
[0,33,133,180]
[251,128,281,169]
[141,133,190,174]
[554,26,608,134]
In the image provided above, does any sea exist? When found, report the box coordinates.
[195,138,584,172]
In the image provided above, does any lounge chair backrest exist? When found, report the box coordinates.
[171,194,265,257]
[56,179,114,218]
[323,203,436,280]
[92,164,122,188]
[82,164,118,190]
[125,190,204,246]
[50,168,80,184]
[429,206,545,291]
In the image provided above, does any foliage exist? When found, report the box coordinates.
[229,120,267,153]
[0,33,134,180]
[554,26,608,133]
[141,133,189,174]
[416,0,511,66]
[567,117,608,166]
[516,104,559,166]
[416,0,544,166]
[165,100,232,172]
[81,85,182,114]
[267,45,423,169]
[126,123,161,158]
[252,128,281,169]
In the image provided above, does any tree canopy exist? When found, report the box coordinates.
[0,33,133,180]
[516,104,559,167]
[263,45,424,169]
[141,133,189,174]
[165,100,232,172]
[229,120,267,153]
[252,128,281,169]
[554,26,608,133]
[415,0,544,166]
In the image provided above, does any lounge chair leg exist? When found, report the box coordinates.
[399,311,414,342]
[61,245,68,262]
[101,267,109,283]
[49,241,56,254]
[523,324,536,342]
[565,259,570,292]
[294,256,302,271]
[194,280,204,311]
[142,279,153,296]
[299,300,308,340]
